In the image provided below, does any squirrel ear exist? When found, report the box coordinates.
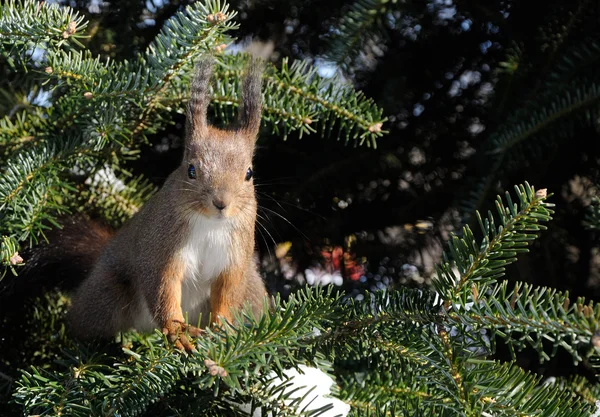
[236,57,264,139]
[187,56,215,137]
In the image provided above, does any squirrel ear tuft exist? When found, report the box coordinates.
[187,56,215,137]
[236,57,264,139]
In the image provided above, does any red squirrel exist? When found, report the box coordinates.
[67,57,268,352]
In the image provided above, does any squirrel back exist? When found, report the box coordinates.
[4,57,269,352]
[0,216,113,315]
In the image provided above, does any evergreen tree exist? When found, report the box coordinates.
[2,0,600,416]
[8,179,600,415]
[0,0,386,277]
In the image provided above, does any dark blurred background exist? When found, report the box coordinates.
[3,0,600,395]
[100,0,600,301]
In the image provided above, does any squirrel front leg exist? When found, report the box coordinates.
[210,268,245,326]
[147,260,202,352]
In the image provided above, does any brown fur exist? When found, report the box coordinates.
[68,56,268,351]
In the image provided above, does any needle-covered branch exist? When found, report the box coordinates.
[0,0,388,273]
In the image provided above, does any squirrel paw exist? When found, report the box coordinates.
[162,320,204,352]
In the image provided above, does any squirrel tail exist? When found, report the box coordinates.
[1,216,113,304]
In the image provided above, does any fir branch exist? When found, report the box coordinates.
[547,376,600,405]
[166,54,388,146]
[433,183,554,306]
[547,40,600,86]
[339,369,433,413]
[243,372,337,417]
[34,1,387,148]
[490,78,600,155]
[0,235,19,278]
[15,366,91,417]
[325,0,400,69]
[459,38,600,220]
[0,0,388,275]
[130,0,238,140]
[45,50,115,91]
[192,287,340,392]
[14,346,116,417]
[0,134,108,273]
[266,58,387,146]
[12,281,597,416]
[532,0,595,92]
[584,196,600,231]
[101,347,184,416]
[450,281,598,363]
[149,388,249,417]
[0,0,88,58]
[79,170,156,228]
[0,108,48,153]
[310,289,443,369]
[12,287,343,416]
[8,184,599,416]
[0,138,94,245]
[332,323,437,369]
[464,76,600,221]
[437,327,470,412]
[467,361,594,416]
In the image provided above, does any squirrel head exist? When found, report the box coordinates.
[178,56,263,221]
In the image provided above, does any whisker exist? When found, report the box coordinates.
[255,217,277,253]
[254,218,274,260]
[256,212,280,240]
[254,176,299,185]
[259,205,310,242]
[256,191,326,220]
[173,179,195,187]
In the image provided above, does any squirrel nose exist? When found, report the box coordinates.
[212,199,227,211]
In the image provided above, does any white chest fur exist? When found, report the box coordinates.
[179,214,233,317]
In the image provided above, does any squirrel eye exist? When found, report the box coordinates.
[188,164,197,179]
[245,167,253,181]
